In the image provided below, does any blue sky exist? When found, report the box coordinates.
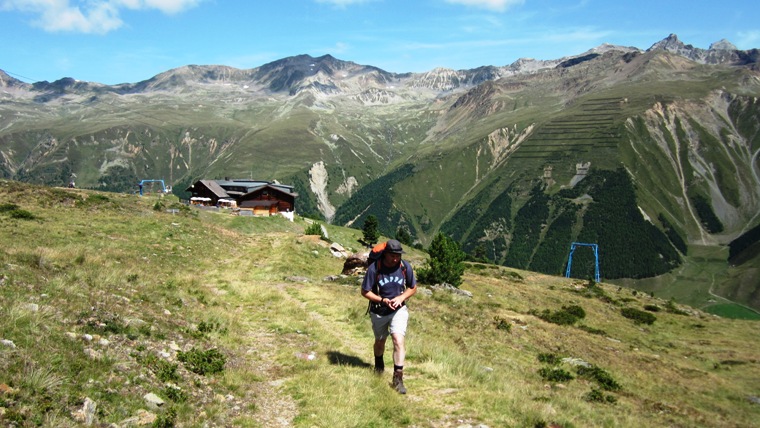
[1,0,758,85]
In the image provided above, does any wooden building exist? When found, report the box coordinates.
[237,184,295,215]
[186,179,297,215]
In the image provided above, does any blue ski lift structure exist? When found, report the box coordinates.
[565,242,600,283]
[138,179,167,196]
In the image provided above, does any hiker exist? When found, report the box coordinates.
[361,239,417,394]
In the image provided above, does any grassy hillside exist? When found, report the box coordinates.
[1,181,760,427]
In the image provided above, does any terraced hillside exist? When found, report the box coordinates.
[2,37,760,312]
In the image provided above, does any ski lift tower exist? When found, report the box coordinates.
[138,179,167,196]
[565,242,600,283]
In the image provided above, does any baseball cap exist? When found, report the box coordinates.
[385,239,404,254]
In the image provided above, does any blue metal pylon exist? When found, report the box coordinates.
[565,242,600,282]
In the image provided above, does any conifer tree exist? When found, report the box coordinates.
[362,215,380,246]
[395,226,413,246]
[418,232,466,287]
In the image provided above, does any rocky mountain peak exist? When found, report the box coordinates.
[0,70,28,89]
[647,34,753,66]
[648,33,691,52]
[589,43,641,54]
[709,39,737,51]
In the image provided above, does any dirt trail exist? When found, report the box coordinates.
[226,277,371,427]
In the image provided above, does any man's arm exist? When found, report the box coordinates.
[361,288,393,308]
[388,285,416,309]
[388,263,417,309]
[360,267,393,308]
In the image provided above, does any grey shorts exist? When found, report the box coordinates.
[370,305,409,340]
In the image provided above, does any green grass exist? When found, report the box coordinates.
[608,244,759,318]
[1,180,759,427]
[703,304,760,320]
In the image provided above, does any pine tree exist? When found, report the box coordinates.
[362,215,380,246]
[418,232,466,287]
[395,226,413,246]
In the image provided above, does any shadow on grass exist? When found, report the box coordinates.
[327,351,372,369]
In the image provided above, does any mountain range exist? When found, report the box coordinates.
[1,33,759,311]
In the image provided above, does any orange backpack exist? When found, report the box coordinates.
[367,241,386,262]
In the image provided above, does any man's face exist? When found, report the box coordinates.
[382,251,401,268]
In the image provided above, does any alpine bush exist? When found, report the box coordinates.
[538,367,574,382]
[621,307,657,325]
[138,354,180,383]
[576,365,621,391]
[178,348,226,375]
[9,209,36,220]
[304,222,324,238]
[494,316,512,332]
[535,305,586,326]
[584,388,618,404]
[0,203,20,212]
[563,305,586,319]
[537,352,563,366]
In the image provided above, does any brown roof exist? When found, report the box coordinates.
[199,180,229,198]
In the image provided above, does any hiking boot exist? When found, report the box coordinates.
[392,371,407,394]
[374,356,384,375]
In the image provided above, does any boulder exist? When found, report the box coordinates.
[342,252,369,275]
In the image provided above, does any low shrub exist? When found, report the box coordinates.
[493,316,512,332]
[153,407,177,428]
[583,388,617,404]
[537,353,563,366]
[178,348,226,375]
[138,354,180,383]
[9,209,37,220]
[0,203,20,212]
[535,305,586,326]
[576,365,621,391]
[644,304,661,312]
[538,367,574,382]
[304,222,325,239]
[188,320,229,339]
[563,305,586,319]
[163,385,187,403]
[621,307,657,325]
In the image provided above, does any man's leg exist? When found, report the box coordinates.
[381,307,408,393]
[391,333,405,367]
[391,333,407,394]
[373,337,387,373]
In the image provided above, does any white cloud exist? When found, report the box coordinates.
[444,0,524,12]
[116,0,202,14]
[315,0,372,6]
[1,0,202,33]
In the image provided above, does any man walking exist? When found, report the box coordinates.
[361,239,417,394]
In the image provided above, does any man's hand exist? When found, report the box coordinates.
[387,296,402,310]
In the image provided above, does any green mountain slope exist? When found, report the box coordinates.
[2,45,760,309]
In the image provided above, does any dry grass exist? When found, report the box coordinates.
[0,180,758,427]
